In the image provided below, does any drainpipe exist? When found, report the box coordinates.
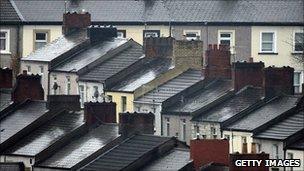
[47,63,50,98]
[283,149,286,171]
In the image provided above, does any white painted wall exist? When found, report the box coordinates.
[78,81,104,107]
[222,130,253,153]
[0,155,34,170]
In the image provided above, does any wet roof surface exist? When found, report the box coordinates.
[254,110,304,140]
[78,42,143,81]
[0,0,21,22]
[0,89,12,112]
[194,87,263,122]
[0,101,48,144]
[53,38,129,72]
[142,148,190,171]
[135,69,203,104]
[81,134,171,171]
[166,79,232,113]
[110,58,173,92]
[4,110,84,156]
[226,96,299,131]
[38,124,119,169]
[21,30,87,62]
[12,0,303,23]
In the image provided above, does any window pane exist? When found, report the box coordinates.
[294,73,300,85]
[262,42,273,51]
[145,32,158,38]
[186,33,197,37]
[0,39,6,50]
[220,33,231,38]
[36,33,47,41]
[262,33,273,41]
[220,40,230,46]
[295,33,304,51]
[35,42,47,50]
[0,32,6,38]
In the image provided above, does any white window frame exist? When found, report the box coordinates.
[294,71,303,93]
[79,85,85,108]
[180,119,186,141]
[218,30,235,54]
[293,31,304,53]
[66,76,71,95]
[34,31,49,50]
[260,31,277,53]
[183,30,201,41]
[0,29,10,54]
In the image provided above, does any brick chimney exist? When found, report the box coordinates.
[62,12,91,35]
[47,95,81,111]
[84,101,117,126]
[0,68,12,89]
[12,70,44,103]
[190,139,229,170]
[173,40,204,69]
[144,37,174,58]
[232,61,265,92]
[87,25,117,44]
[264,66,294,98]
[204,44,231,79]
[119,112,154,136]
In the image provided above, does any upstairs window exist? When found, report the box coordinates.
[294,32,304,52]
[294,72,302,93]
[272,144,279,159]
[184,30,200,41]
[260,32,276,53]
[165,117,170,136]
[143,30,160,39]
[181,119,186,141]
[34,31,49,50]
[0,30,10,53]
[117,30,126,38]
[121,96,127,112]
[219,32,232,46]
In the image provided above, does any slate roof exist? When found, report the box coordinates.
[21,30,88,62]
[225,96,299,132]
[142,148,191,171]
[135,69,203,104]
[81,134,172,171]
[78,41,143,81]
[193,87,264,122]
[287,138,304,150]
[109,57,173,92]
[4,110,84,156]
[165,79,232,114]
[53,38,130,72]
[37,124,119,169]
[10,0,303,24]
[254,110,304,140]
[0,100,48,144]
[0,88,12,112]
[0,0,22,22]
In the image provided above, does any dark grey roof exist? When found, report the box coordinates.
[142,148,191,171]
[0,0,22,22]
[11,0,303,24]
[110,58,173,92]
[135,69,203,104]
[254,111,304,140]
[78,41,143,81]
[0,88,12,112]
[37,124,119,169]
[287,138,304,150]
[0,100,48,144]
[53,38,130,72]
[21,30,87,62]
[225,96,299,132]
[193,87,263,122]
[4,110,84,156]
[81,134,171,171]
[165,79,232,113]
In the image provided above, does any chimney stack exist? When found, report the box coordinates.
[12,71,44,103]
[119,112,154,136]
[0,68,13,89]
[264,66,294,98]
[84,101,117,126]
[87,25,117,44]
[62,12,91,35]
[203,44,231,79]
[47,95,81,111]
[173,40,204,69]
[232,61,265,92]
[144,37,174,58]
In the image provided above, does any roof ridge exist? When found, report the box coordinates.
[9,0,25,21]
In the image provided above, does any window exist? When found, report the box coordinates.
[294,72,302,93]
[257,143,262,153]
[241,136,247,144]
[121,96,127,112]
[210,127,216,135]
[143,30,160,39]
[66,76,71,95]
[0,30,10,53]
[181,119,186,141]
[195,125,200,139]
[39,66,44,74]
[93,86,99,100]
[224,134,230,141]
[219,32,232,46]
[183,30,200,41]
[79,85,84,108]
[260,32,276,53]
[272,144,279,159]
[287,152,294,171]
[294,32,304,52]
[117,30,126,38]
[26,65,31,72]
[165,117,170,136]
[34,31,49,50]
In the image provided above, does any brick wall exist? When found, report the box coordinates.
[144,37,174,58]
[62,12,91,35]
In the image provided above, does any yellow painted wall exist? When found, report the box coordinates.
[22,25,62,57]
[251,26,304,71]
[105,91,134,123]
